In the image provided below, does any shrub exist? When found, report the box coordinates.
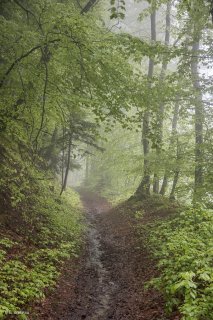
[0,185,84,319]
[144,207,213,320]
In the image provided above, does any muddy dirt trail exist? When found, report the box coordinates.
[34,192,177,320]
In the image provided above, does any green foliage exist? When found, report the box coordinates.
[0,152,84,319]
[0,0,145,204]
[0,252,59,318]
[110,0,126,20]
[0,0,212,316]
[143,207,213,320]
[86,124,143,203]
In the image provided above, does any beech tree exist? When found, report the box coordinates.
[87,0,213,206]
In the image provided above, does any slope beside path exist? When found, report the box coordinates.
[33,191,179,320]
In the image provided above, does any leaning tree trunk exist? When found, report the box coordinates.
[191,39,204,202]
[160,101,179,195]
[153,1,171,193]
[135,9,156,198]
[60,133,72,195]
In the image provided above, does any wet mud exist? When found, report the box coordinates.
[33,192,179,320]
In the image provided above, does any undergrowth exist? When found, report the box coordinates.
[140,206,213,320]
[0,146,84,319]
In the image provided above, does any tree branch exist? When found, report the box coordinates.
[33,51,49,152]
[13,0,38,21]
[0,39,60,88]
[81,0,98,14]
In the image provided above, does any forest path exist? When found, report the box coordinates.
[68,191,117,319]
[33,192,175,320]
[65,191,166,320]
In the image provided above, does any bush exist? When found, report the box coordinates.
[0,180,84,319]
[144,207,213,320]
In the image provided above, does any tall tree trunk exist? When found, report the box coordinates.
[191,40,204,202]
[169,170,179,200]
[135,9,156,198]
[45,127,58,169]
[153,1,171,193]
[169,137,180,200]
[60,133,72,195]
[160,101,179,195]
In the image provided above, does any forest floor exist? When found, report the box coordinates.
[32,191,180,320]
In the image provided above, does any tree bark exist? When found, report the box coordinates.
[169,170,179,200]
[60,133,72,195]
[160,101,179,195]
[135,9,156,197]
[191,40,204,202]
[153,1,171,193]
[169,137,181,200]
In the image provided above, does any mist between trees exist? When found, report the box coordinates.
[0,0,212,206]
[0,1,213,319]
